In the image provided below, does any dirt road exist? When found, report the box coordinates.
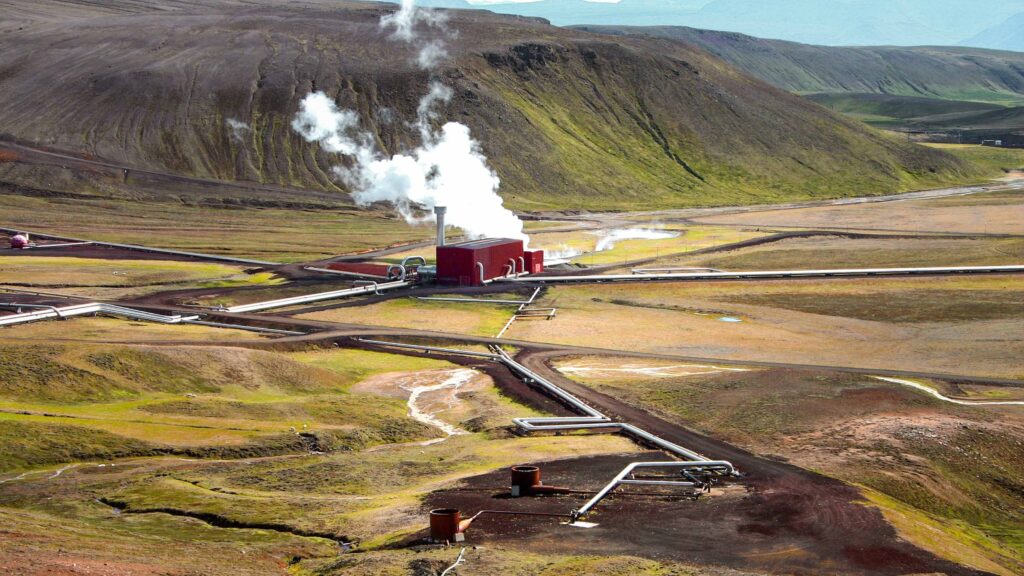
[420,348,992,575]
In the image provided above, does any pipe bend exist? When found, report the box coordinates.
[401,256,427,268]
[387,265,407,282]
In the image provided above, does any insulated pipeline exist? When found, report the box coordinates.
[355,339,737,521]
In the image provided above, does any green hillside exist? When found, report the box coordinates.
[0,0,986,212]
[575,25,1024,106]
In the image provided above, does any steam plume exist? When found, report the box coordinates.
[292,0,527,242]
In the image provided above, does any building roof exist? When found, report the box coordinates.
[440,238,523,250]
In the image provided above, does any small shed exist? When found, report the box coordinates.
[523,250,545,275]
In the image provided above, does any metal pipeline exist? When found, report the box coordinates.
[357,339,737,521]
[402,256,427,268]
[632,267,722,274]
[303,266,389,281]
[497,264,1024,285]
[0,301,302,335]
[354,339,502,360]
[0,302,66,319]
[222,280,413,313]
[0,226,278,266]
[0,302,200,327]
[387,265,407,282]
[571,461,732,522]
[353,280,383,295]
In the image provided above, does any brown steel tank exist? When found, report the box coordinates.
[429,508,463,542]
[511,466,541,496]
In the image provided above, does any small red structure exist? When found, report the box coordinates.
[523,250,545,275]
[429,508,467,542]
[9,234,29,249]
[437,238,528,286]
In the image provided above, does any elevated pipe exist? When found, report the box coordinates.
[222,280,412,313]
[0,226,277,266]
[0,302,66,319]
[352,280,382,295]
[498,265,1024,285]
[0,302,300,334]
[0,302,199,327]
[386,265,407,282]
[303,266,389,281]
[571,461,737,522]
[402,256,427,269]
[357,339,736,521]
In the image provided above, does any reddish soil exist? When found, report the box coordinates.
[417,350,991,576]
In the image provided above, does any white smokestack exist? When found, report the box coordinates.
[435,206,447,246]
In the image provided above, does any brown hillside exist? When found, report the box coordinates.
[0,0,980,210]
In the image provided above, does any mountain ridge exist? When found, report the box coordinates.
[0,0,983,211]
[573,25,1024,106]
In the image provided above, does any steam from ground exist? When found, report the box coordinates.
[225,118,251,142]
[593,228,680,251]
[293,0,527,242]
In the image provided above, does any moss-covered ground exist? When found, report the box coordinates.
[0,255,281,299]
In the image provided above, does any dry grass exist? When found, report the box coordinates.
[0,194,433,263]
[506,275,1024,378]
[552,358,1024,574]
[1,316,265,342]
[297,297,517,338]
[693,186,1024,235]
[672,236,1024,271]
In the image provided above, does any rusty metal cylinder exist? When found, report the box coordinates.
[429,508,462,542]
[511,465,541,497]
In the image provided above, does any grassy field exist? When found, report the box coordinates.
[0,338,641,574]
[926,144,1024,175]
[505,275,1024,378]
[673,236,1024,272]
[553,357,1024,574]
[0,194,434,263]
[695,181,1024,235]
[0,255,281,299]
[298,548,731,575]
[298,297,519,338]
[0,344,487,471]
[531,225,767,267]
[0,316,266,342]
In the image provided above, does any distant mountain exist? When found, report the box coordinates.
[380,0,1024,48]
[575,25,1024,105]
[963,12,1024,52]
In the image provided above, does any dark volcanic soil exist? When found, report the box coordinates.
[421,350,991,576]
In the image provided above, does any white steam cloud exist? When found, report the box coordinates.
[292,0,527,243]
[226,118,251,142]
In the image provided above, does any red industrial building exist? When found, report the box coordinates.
[436,238,544,286]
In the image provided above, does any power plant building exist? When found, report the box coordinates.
[436,238,543,286]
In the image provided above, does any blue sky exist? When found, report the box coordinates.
[400,0,1024,50]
